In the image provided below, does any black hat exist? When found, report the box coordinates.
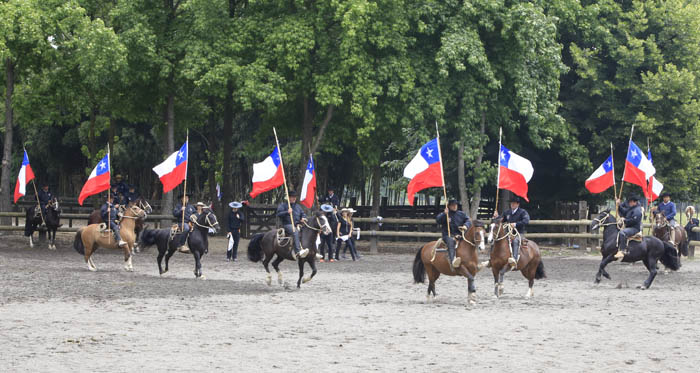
[177,193,191,199]
[509,197,522,203]
[288,190,298,197]
[448,199,459,206]
[328,186,335,191]
[627,195,640,202]
[660,192,670,198]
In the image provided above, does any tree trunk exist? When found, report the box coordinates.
[469,113,487,220]
[297,96,314,191]
[88,107,97,163]
[457,139,469,214]
[108,116,116,152]
[207,96,223,224]
[369,163,381,254]
[0,59,15,222]
[222,82,233,203]
[161,93,175,223]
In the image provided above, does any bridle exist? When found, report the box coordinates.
[301,215,332,236]
[591,211,620,230]
[120,205,147,220]
[459,226,485,249]
[191,209,219,230]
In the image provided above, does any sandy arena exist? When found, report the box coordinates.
[1,234,699,372]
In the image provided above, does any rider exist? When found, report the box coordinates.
[319,204,336,262]
[614,195,643,259]
[101,194,127,248]
[276,190,309,259]
[173,193,197,252]
[37,184,53,219]
[322,186,340,209]
[494,196,530,269]
[654,192,678,244]
[114,174,129,197]
[435,199,471,269]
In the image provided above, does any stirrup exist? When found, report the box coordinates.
[451,256,462,268]
[614,250,625,259]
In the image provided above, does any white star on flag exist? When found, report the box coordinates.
[631,149,637,158]
[500,151,506,160]
[98,161,106,170]
[425,148,434,158]
[605,161,611,168]
[177,151,184,160]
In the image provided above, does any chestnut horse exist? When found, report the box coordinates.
[73,203,147,271]
[487,221,546,298]
[412,223,487,305]
[87,198,151,252]
[652,211,688,267]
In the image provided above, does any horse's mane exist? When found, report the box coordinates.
[472,221,484,228]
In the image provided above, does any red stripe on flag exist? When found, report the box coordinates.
[160,161,188,193]
[406,162,443,205]
[622,160,647,190]
[78,172,111,205]
[585,171,614,194]
[300,171,316,208]
[498,166,530,202]
[250,165,285,199]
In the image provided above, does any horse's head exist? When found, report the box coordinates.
[130,198,153,215]
[200,208,220,232]
[462,221,486,251]
[125,204,147,219]
[311,210,333,235]
[47,198,60,211]
[591,209,614,232]
[652,210,668,229]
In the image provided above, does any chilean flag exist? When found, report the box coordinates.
[646,149,663,201]
[13,150,35,203]
[623,140,655,190]
[403,138,443,205]
[498,145,534,202]
[153,141,188,193]
[78,153,111,205]
[585,156,615,194]
[299,155,316,208]
[250,147,284,198]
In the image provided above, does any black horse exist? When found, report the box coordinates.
[248,210,332,288]
[591,209,680,289]
[44,198,62,250]
[140,208,219,279]
[24,205,44,249]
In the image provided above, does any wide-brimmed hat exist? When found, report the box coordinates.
[448,199,459,206]
[288,190,298,197]
[229,201,243,209]
[626,195,640,202]
[328,186,335,191]
[115,174,123,179]
[509,197,522,203]
[196,202,207,207]
[660,192,670,199]
[320,204,334,212]
[342,208,357,214]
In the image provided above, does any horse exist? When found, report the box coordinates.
[247,211,332,288]
[23,205,44,249]
[44,198,62,250]
[141,208,220,279]
[87,198,151,252]
[651,210,688,268]
[72,203,148,272]
[591,209,680,289]
[412,223,487,305]
[487,221,546,298]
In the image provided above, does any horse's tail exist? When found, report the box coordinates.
[680,234,689,257]
[660,241,681,271]
[412,248,425,284]
[139,228,158,248]
[534,260,546,279]
[247,233,265,262]
[73,229,85,255]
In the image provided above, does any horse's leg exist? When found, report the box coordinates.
[29,233,34,249]
[262,252,274,286]
[50,229,57,250]
[123,244,133,272]
[595,254,615,283]
[302,258,317,284]
[492,267,500,298]
[296,258,305,288]
[164,243,177,273]
[640,256,658,290]
[193,250,204,279]
[271,255,285,285]
[425,264,439,302]
[498,266,508,296]
[157,246,166,275]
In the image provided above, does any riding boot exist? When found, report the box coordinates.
[510,238,520,271]
[445,237,461,270]
[671,228,676,246]
[292,231,308,259]
[507,239,517,268]
[615,236,627,259]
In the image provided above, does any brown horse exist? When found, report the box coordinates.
[652,211,688,267]
[487,221,546,298]
[412,223,487,305]
[87,198,151,252]
[73,203,147,271]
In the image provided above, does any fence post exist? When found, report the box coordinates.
[577,201,588,249]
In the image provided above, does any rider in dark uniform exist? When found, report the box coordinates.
[615,195,643,259]
[435,199,471,269]
[684,206,700,243]
[484,197,530,269]
[319,204,336,262]
[125,185,140,205]
[37,184,53,218]
[276,191,309,259]
[101,194,126,248]
[114,174,129,197]
[322,187,340,208]
[227,201,245,261]
[654,192,678,243]
[173,193,196,251]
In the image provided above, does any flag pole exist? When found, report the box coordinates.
[273,127,295,234]
[107,144,111,244]
[494,127,503,216]
[617,124,635,213]
[610,142,617,203]
[26,148,46,226]
[182,130,189,231]
[435,121,450,237]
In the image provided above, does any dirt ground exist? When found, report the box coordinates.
[1,233,699,372]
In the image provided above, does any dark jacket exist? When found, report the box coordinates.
[619,202,642,232]
[435,210,472,236]
[501,208,530,233]
[323,193,340,208]
[173,203,197,222]
[337,215,351,235]
[125,191,140,204]
[276,202,306,226]
[685,218,700,241]
[101,202,119,223]
[657,201,677,221]
[38,189,53,207]
[324,211,338,236]
[114,182,129,197]
[228,210,244,232]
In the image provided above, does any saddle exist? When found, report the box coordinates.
[276,228,291,247]
[627,232,643,243]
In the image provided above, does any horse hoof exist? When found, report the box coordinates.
[637,285,647,290]
[302,277,311,284]
[468,293,477,305]
[199,275,207,280]
[603,273,611,280]
[88,265,97,272]
[266,276,272,286]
